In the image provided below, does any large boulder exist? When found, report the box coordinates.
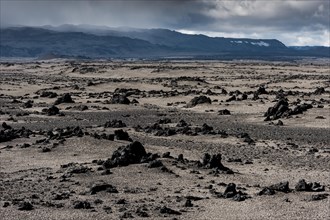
[224,183,237,198]
[114,129,132,141]
[264,99,290,120]
[201,153,232,173]
[265,99,313,120]
[103,141,147,168]
[186,96,211,108]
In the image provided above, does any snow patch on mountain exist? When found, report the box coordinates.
[230,40,270,47]
[251,41,270,47]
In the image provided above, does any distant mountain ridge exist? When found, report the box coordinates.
[0,25,329,60]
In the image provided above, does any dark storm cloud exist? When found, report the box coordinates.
[0,0,203,28]
[1,0,329,46]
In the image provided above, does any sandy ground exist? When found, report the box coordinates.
[0,60,329,220]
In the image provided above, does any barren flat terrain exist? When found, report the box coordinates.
[0,60,329,220]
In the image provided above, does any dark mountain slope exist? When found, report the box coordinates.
[0,27,170,58]
[0,26,329,59]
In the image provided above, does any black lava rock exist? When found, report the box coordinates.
[295,179,325,192]
[232,193,247,202]
[186,96,211,107]
[306,193,329,201]
[226,95,236,102]
[158,118,172,124]
[184,199,193,207]
[277,120,284,126]
[218,109,231,115]
[104,120,126,128]
[257,86,268,95]
[147,160,164,168]
[90,181,118,194]
[54,93,74,105]
[103,141,147,168]
[258,187,276,196]
[17,201,33,211]
[73,201,91,209]
[264,99,290,120]
[40,91,58,98]
[42,105,60,116]
[114,129,132,141]
[202,153,233,173]
[0,127,33,143]
[159,206,181,215]
[23,100,33,108]
[314,87,325,95]
[120,212,134,218]
[136,207,149,217]
[224,183,237,198]
[2,122,12,130]
[269,181,291,193]
[176,119,188,127]
[110,94,130,104]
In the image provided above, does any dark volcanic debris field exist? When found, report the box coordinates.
[0,60,329,220]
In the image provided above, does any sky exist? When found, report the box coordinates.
[1,0,329,46]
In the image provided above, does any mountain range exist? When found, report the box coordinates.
[0,25,329,60]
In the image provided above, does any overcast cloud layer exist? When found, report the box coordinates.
[1,0,329,46]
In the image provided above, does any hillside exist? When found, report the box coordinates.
[0,26,329,59]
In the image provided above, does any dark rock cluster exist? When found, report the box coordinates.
[258,180,325,196]
[104,119,127,128]
[135,120,228,137]
[0,126,33,143]
[103,141,148,168]
[264,99,313,120]
[295,179,325,192]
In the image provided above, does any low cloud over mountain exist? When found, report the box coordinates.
[1,0,329,46]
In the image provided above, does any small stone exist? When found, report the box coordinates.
[218,109,231,115]
[306,193,328,201]
[258,187,276,196]
[73,201,91,209]
[159,206,181,215]
[148,160,163,168]
[17,201,33,211]
[184,199,193,207]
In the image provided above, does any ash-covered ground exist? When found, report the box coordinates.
[0,60,329,220]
